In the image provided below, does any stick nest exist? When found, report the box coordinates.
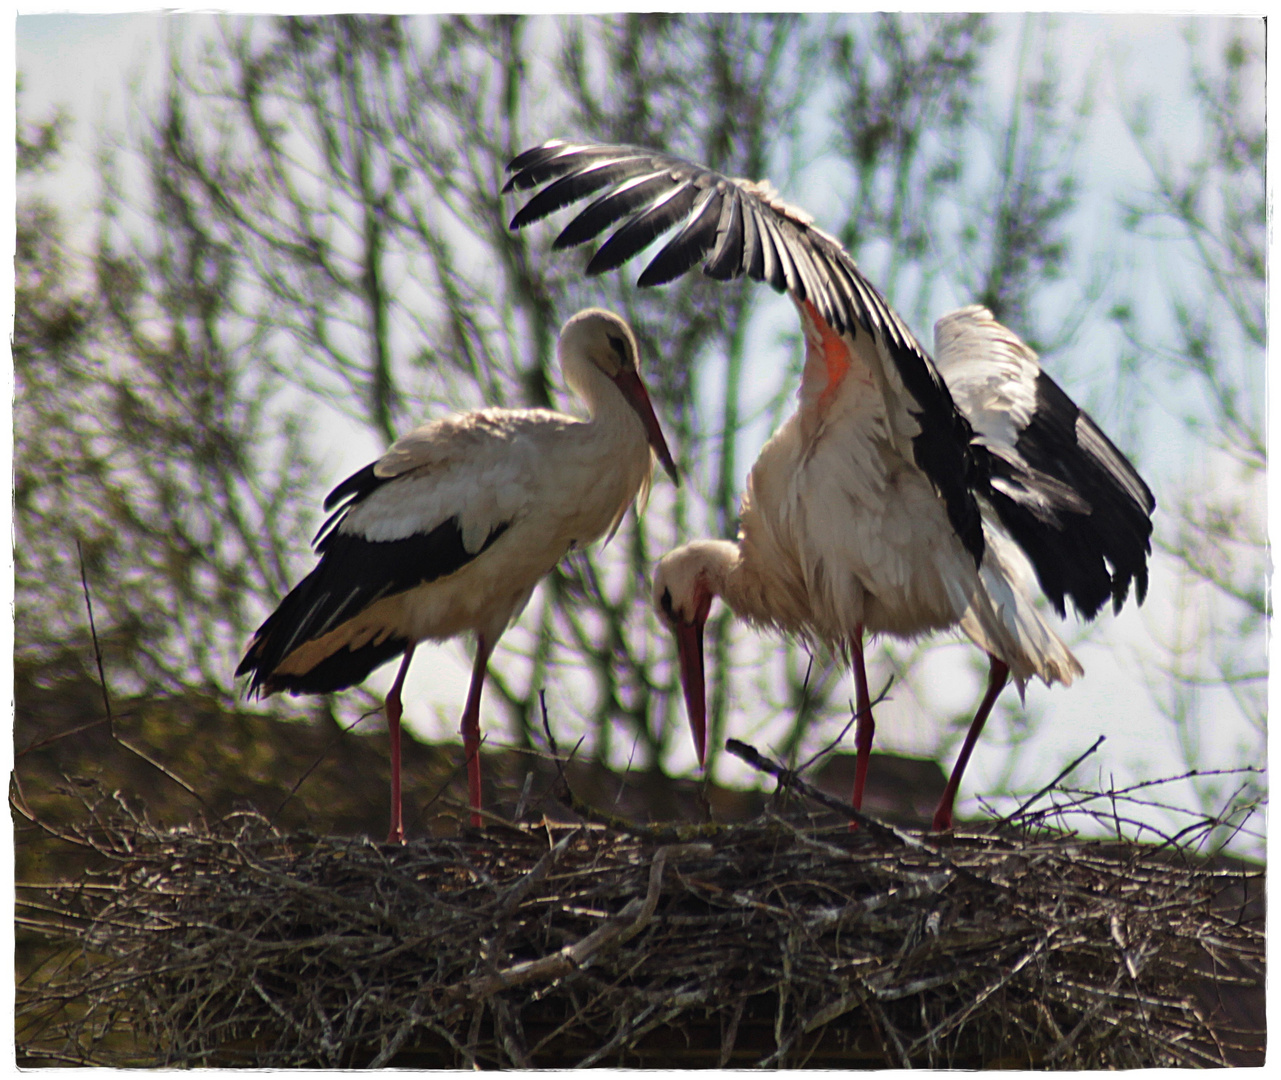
[17,779,1263,1069]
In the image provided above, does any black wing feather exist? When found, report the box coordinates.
[553,171,672,250]
[981,372,1154,619]
[501,140,638,194]
[313,462,379,546]
[638,185,726,287]
[584,181,702,276]
[239,472,511,696]
[509,159,652,230]
[323,461,379,512]
[701,187,744,281]
[781,221,832,317]
[739,193,766,282]
[826,257,873,337]
[752,203,785,293]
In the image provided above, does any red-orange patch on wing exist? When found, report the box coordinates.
[801,299,851,414]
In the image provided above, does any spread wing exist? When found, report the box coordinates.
[504,139,985,565]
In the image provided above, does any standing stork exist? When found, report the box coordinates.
[237,309,678,841]
[503,141,1155,830]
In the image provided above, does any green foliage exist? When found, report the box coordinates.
[15,79,67,173]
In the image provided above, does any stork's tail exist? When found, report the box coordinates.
[958,525,1083,693]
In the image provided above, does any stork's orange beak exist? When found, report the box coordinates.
[674,616,708,767]
[612,369,679,485]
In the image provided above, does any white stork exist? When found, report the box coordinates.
[237,308,678,841]
[503,141,1155,830]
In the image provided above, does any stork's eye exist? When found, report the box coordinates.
[607,334,629,365]
[659,587,675,620]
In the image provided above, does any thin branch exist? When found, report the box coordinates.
[75,540,206,807]
[989,735,1106,830]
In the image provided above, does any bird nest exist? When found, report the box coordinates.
[16,750,1264,1069]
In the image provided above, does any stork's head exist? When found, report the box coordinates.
[653,540,739,767]
[557,309,678,484]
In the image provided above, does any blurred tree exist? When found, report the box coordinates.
[835,12,989,324]
[15,86,313,705]
[75,14,840,773]
[1113,24,1265,829]
[16,13,1116,817]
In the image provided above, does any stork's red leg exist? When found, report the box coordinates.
[460,633,494,828]
[385,645,416,845]
[933,656,1009,832]
[849,625,874,830]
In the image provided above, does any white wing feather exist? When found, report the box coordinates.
[959,524,1083,691]
[340,409,576,548]
[933,304,1038,449]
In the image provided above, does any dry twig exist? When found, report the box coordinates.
[15,781,1263,1069]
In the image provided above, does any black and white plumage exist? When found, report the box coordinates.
[237,308,678,840]
[933,306,1154,620]
[505,140,1155,830]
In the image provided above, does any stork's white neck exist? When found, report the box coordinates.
[562,351,632,426]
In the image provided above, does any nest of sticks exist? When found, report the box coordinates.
[16,741,1264,1069]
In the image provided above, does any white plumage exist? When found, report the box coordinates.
[505,141,1154,830]
[238,308,677,841]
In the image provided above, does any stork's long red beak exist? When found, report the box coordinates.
[674,618,707,767]
[612,368,679,484]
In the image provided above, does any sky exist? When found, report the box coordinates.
[8,9,1274,860]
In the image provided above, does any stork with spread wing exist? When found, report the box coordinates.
[505,141,1154,830]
